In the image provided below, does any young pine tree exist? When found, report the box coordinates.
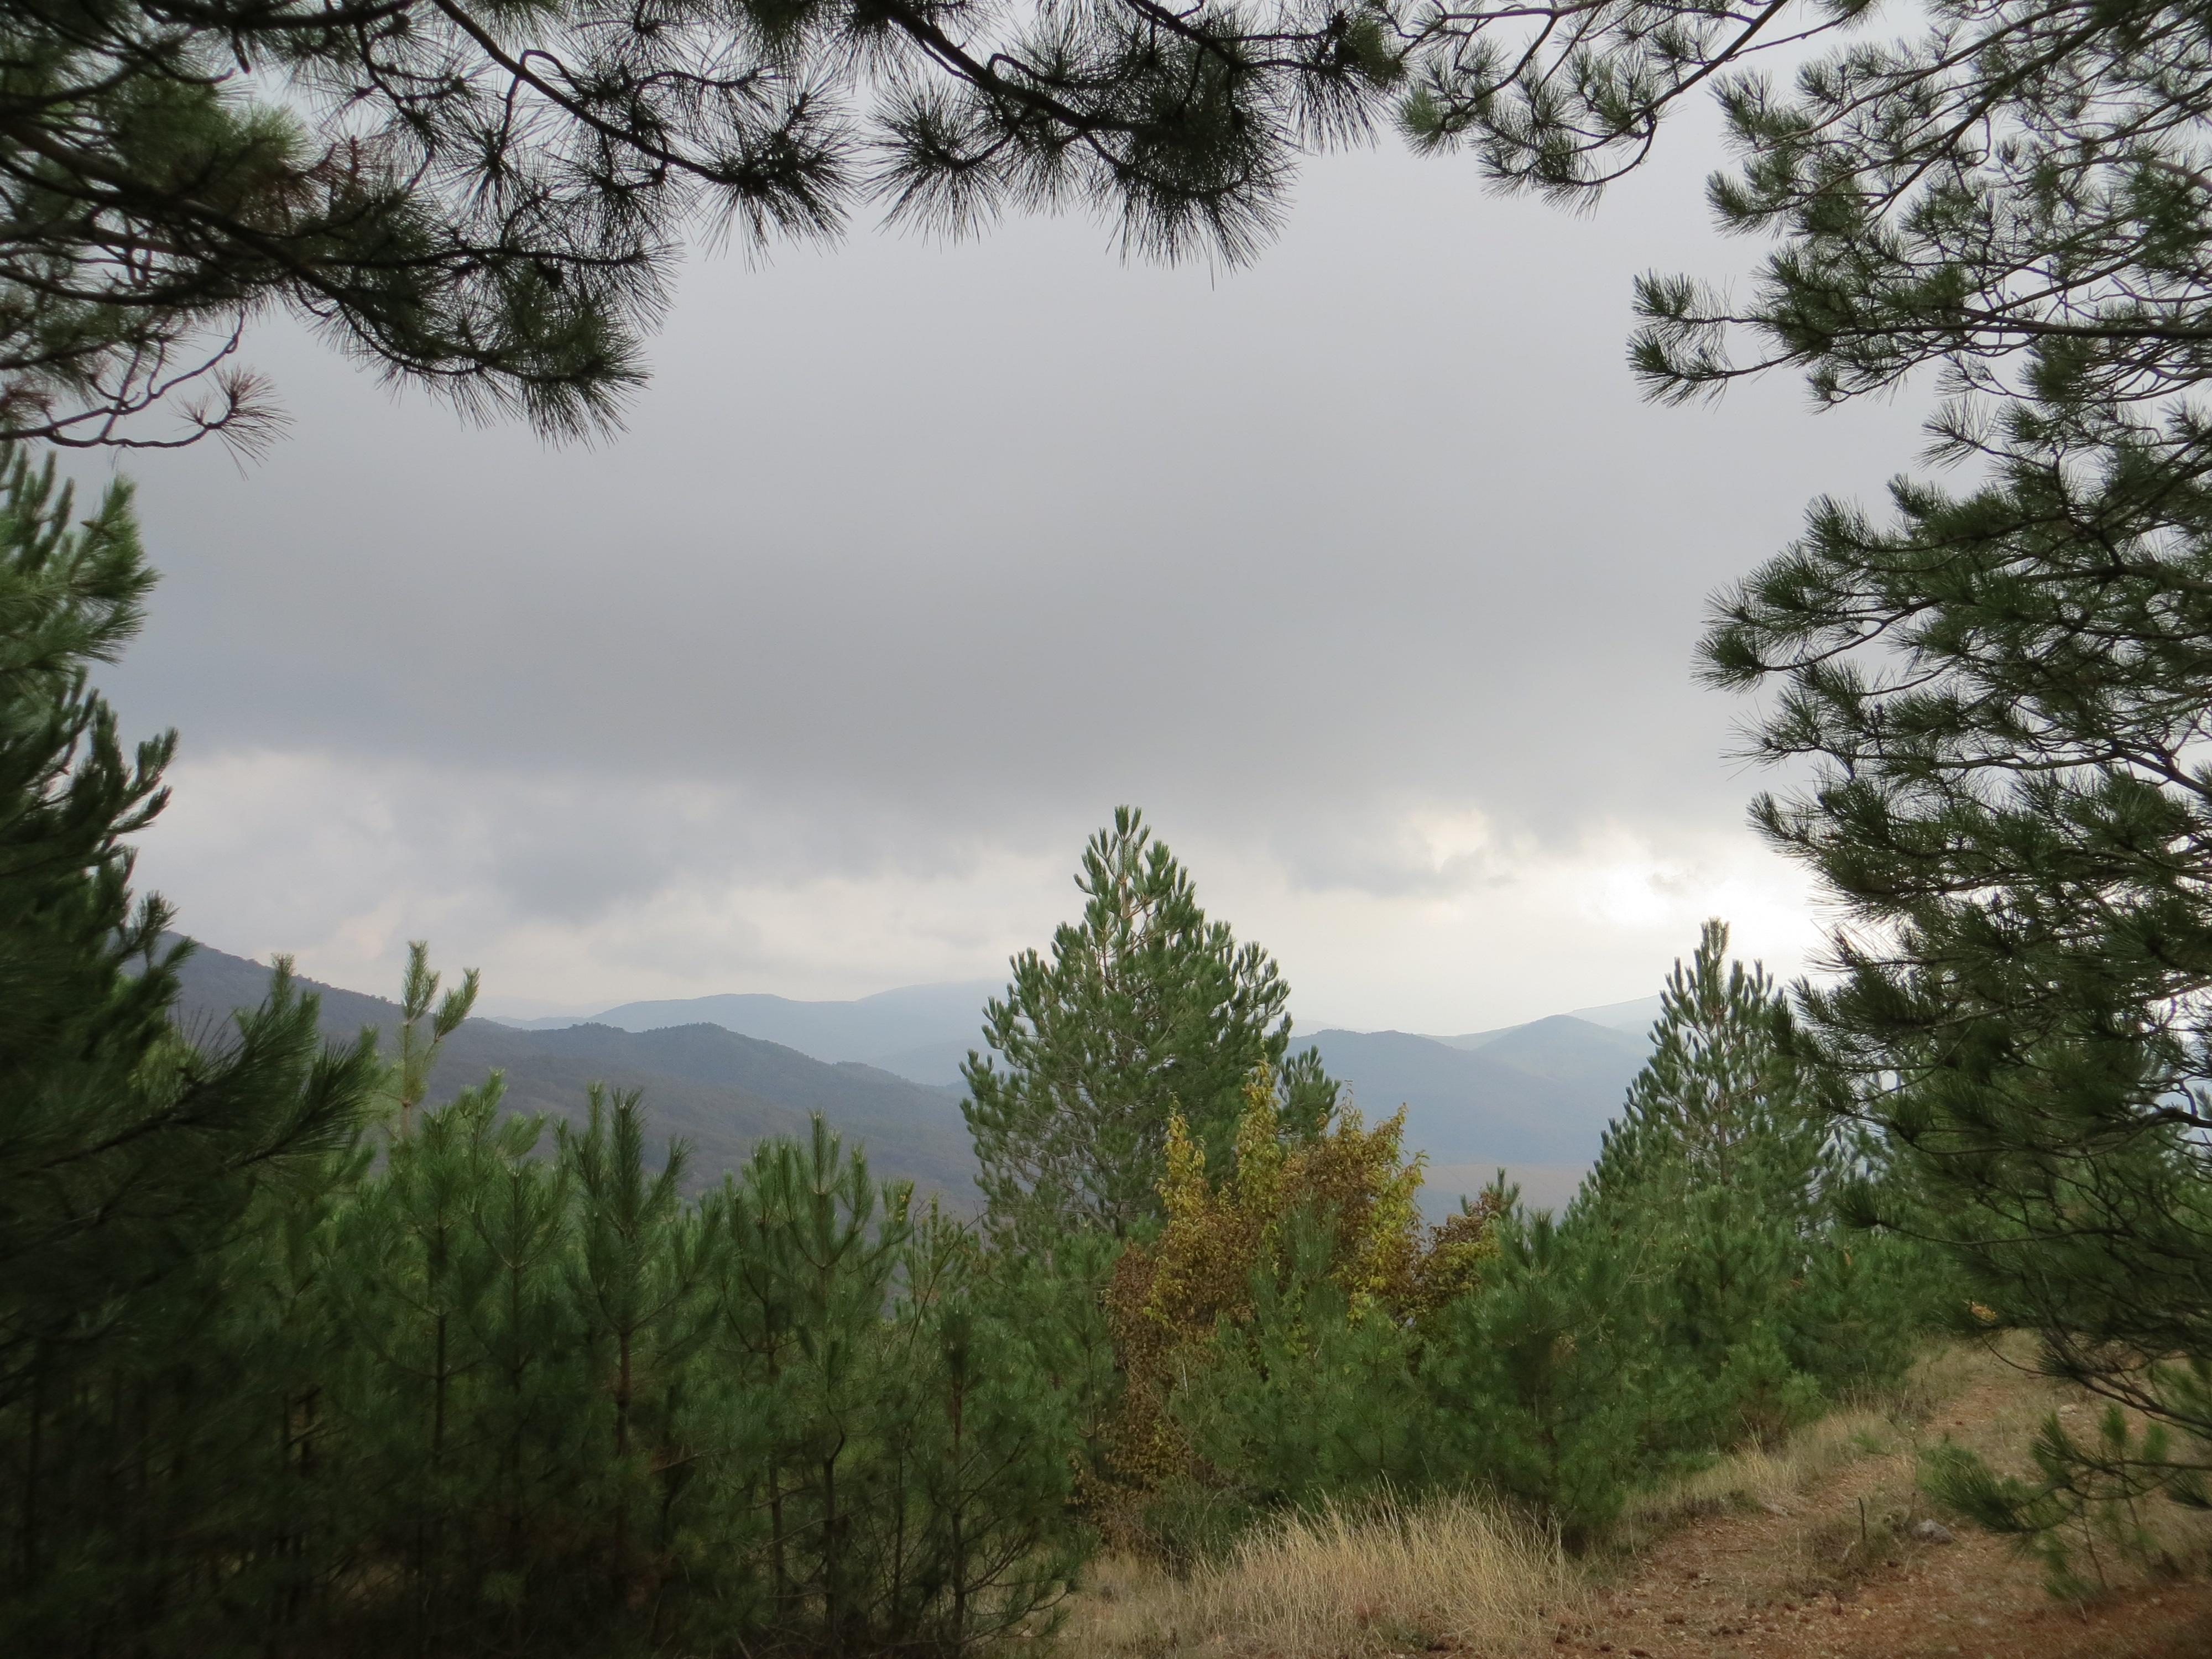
[1567,920,1835,1446]
[0,453,383,1653]
[1567,919,1932,1454]
[962,806,1334,1245]
[710,1117,914,1646]
[863,1208,1092,1650]
[391,939,479,1134]
[1579,922,1826,1417]
[1423,1193,1656,1546]
[560,1084,721,1613]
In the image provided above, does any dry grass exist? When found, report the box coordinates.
[1045,1342,2212,1659]
[1056,1491,1578,1659]
[1612,1407,1907,1545]
[1609,1343,1987,1551]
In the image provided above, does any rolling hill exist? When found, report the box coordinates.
[166,941,980,1201]
[1299,1016,1652,1212]
[489,982,999,1084]
[175,943,1660,1214]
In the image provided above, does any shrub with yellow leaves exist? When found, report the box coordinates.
[1093,1068,1502,1554]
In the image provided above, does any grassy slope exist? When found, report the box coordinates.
[1056,1344,2212,1659]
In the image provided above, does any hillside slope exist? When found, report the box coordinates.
[168,941,979,1200]
[1574,1345,2212,1659]
[1058,1342,2212,1659]
[1301,1020,1649,1209]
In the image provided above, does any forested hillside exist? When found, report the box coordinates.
[170,940,980,1199]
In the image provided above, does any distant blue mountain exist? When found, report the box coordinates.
[857,1039,979,1089]
[1425,993,1663,1052]
[168,942,981,1201]
[1301,1018,1649,1165]
[492,981,1001,1082]
[1564,994,1667,1032]
[1300,1015,1654,1214]
[486,975,1661,1209]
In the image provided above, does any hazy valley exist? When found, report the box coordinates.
[178,940,1660,1211]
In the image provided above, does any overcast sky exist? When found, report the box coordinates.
[87,112,1934,1032]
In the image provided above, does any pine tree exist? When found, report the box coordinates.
[711,1117,915,1646]
[332,1073,507,1641]
[0,1,1405,447]
[866,1209,1092,1650]
[559,1085,720,1613]
[392,941,479,1135]
[1422,1193,1654,1548]
[1568,919,1832,1444]
[1681,317,2212,1525]
[427,1089,583,1647]
[0,450,382,1649]
[963,806,1334,1244]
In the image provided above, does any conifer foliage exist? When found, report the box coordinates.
[0,0,1405,448]
[1427,922,1933,1541]
[0,450,383,1646]
[1572,920,1853,1441]
[0,452,371,1372]
[6,1018,1091,1656]
[963,807,1337,1244]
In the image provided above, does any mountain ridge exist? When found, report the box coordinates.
[174,945,1658,1214]
[165,941,980,1202]
[1295,1018,1651,1211]
[483,981,1661,1095]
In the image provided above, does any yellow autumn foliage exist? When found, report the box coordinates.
[1093,1067,1501,1538]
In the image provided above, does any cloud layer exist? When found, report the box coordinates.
[90,127,1932,1029]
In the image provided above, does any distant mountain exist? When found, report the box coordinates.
[168,942,979,1203]
[1479,1014,1653,1091]
[858,1039,978,1089]
[1425,994,1663,1052]
[187,938,1665,1214]
[489,981,1000,1086]
[1566,994,1666,1032]
[483,974,1671,1117]
[1301,1014,1653,1214]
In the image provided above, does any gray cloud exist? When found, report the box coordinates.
[82,126,1934,1019]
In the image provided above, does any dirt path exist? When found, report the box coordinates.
[1557,1359,2212,1659]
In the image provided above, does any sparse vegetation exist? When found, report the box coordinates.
[1061,1492,1577,1659]
[1613,1342,1984,1553]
